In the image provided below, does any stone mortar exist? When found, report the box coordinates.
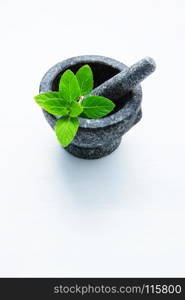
[39,55,142,159]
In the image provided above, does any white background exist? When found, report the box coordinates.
[0,0,185,277]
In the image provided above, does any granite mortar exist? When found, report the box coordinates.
[39,55,142,159]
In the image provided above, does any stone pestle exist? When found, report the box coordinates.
[88,57,156,101]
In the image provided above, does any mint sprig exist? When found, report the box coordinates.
[34,65,115,147]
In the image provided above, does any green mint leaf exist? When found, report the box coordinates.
[34,92,68,116]
[34,91,65,100]
[55,116,79,147]
[78,111,87,118]
[82,96,115,118]
[76,64,93,95]
[59,70,80,102]
[69,101,83,117]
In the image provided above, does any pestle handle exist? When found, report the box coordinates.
[90,57,156,101]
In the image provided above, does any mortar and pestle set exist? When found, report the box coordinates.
[39,55,156,159]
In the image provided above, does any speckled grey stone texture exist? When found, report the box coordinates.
[91,57,156,101]
[39,55,145,159]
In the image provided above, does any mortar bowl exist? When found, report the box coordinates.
[39,55,142,159]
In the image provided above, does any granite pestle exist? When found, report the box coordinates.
[89,57,156,101]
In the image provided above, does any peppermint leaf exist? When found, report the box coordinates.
[76,64,93,95]
[69,101,83,117]
[82,96,115,118]
[34,92,68,116]
[55,116,79,147]
[59,70,80,102]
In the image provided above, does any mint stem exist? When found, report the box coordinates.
[78,96,84,104]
